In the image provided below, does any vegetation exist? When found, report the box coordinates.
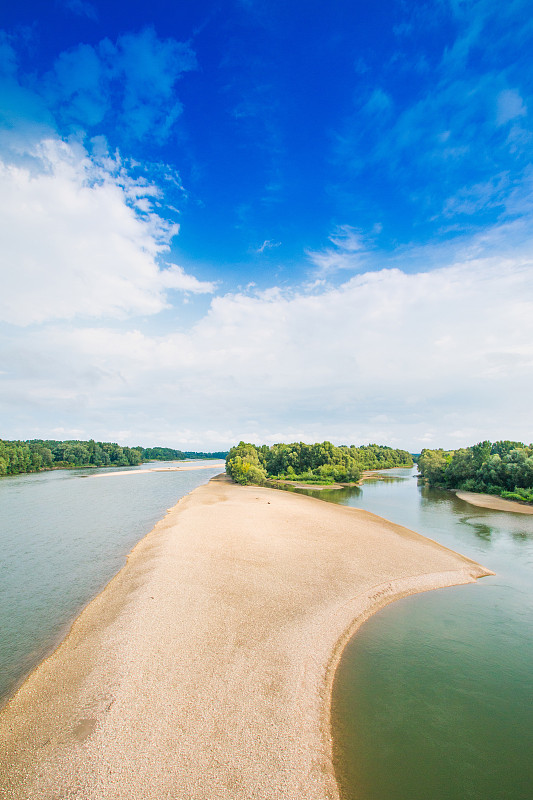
[183,450,228,460]
[225,441,413,486]
[141,446,187,462]
[0,439,228,477]
[417,440,533,504]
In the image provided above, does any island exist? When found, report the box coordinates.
[417,440,533,512]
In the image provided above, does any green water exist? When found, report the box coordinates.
[0,461,224,706]
[295,470,533,800]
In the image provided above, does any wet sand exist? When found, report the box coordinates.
[456,490,533,515]
[0,476,492,800]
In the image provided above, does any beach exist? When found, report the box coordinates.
[455,490,533,515]
[0,475,492,800]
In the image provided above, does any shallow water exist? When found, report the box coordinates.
[0,461,224,705]
[307,470,533,800]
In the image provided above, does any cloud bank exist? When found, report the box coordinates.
[2,253,532,449]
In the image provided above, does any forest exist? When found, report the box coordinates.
[225,441,413,485]
[417,440,533,504]
[0,439,227,477]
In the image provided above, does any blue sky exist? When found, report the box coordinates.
[1,0,532,449]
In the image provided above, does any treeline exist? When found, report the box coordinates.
[226,441,413,485]
[418,440,533,504]
[0,439,228,477]
[141,447,227,461]
[141,446,187,462]
[183,451,228,460]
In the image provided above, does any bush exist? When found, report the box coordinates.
[225,443,267,485]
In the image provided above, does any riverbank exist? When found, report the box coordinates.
[266,467,401,492]
[455,490,533,515]
[0,475,492,800]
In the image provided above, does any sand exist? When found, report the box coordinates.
[90,462,226,477]
[455,490,533,515]
[0,476,492,800]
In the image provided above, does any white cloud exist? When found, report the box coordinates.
[255,239,281,254]
[0,136,215,326]
[497,89,527,126]
[363,88,392,116]
[442,173,510,217]
[44,28,196,143]
[307,225,378,275]
[2,253,532,449]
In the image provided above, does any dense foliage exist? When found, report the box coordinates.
[0,439,228,477]
[417,440,533,504]
[225,441,413,485]
[141,446,186,462]
[183,451,228,460]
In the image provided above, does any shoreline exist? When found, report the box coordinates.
[0,476,492,800]
[267,466,410,492]
[455,490,533,515]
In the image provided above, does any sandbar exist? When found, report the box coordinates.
[455,490,533,515]
[0,476,492,800]
[90,462,226,477]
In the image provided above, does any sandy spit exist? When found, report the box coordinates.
[0,476,493,800]
[90,462,226,477]
[455,490,533,515]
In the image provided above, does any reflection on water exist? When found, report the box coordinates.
[460,517,496,541]
[292,468,533,800]
[0,462,224,705]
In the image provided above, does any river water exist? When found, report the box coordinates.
[294,469,533,800]
[0,461,224,705]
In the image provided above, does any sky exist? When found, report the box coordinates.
[0,0,532,451]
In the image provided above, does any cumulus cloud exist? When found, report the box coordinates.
[0,136,215,325]
[2,254,532,448]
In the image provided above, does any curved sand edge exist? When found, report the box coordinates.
[456,490,533,514]
[0,476,493,800]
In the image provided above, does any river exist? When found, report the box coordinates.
[292,468,533,800]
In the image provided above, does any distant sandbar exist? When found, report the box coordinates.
[455,490,533,515]
[90,462,226,477]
